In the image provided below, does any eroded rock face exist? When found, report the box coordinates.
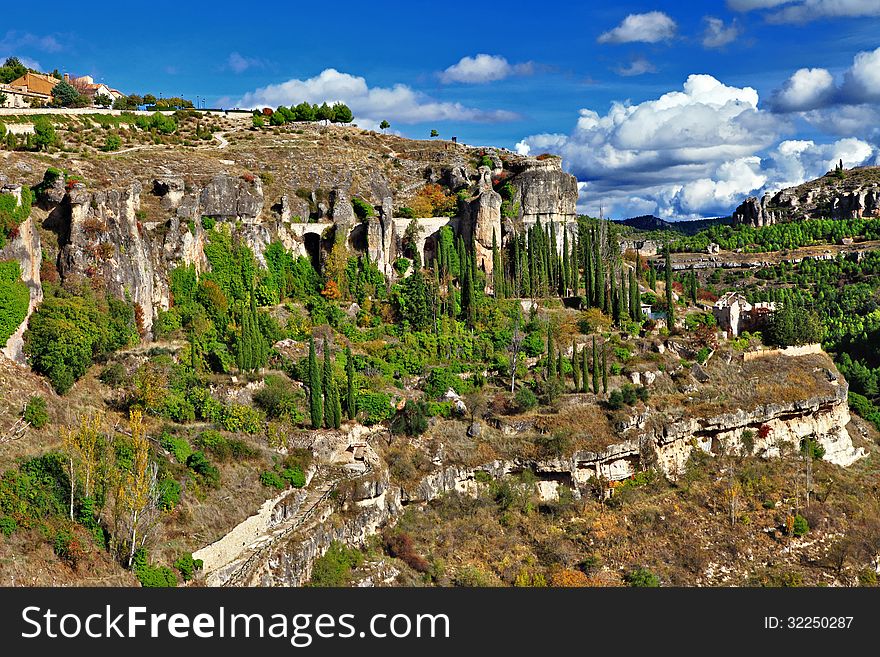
[463,167,502,277]
[506,155,578,225]
[0,190,42,363]
[733,169,880,227]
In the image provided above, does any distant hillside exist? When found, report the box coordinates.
[616,214,730,236]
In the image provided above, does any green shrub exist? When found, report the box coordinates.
[201,216,216,230]
[624,567,660,587]
[159,432,192,463]
[514,386,538,412]
[351,197,375,220]
[309,541,363,587]
[98,362,127,387]
[23,395,48,428]
[0,516,17,537]
[219,403,263,434]
[260,470,286,490]
[424,367,461,399]
[157,478,181,510]
[357,391,393,425]
[185,451,219,487]
[133,548,178,587]
[173,553,204,582]
[800,437,826,461]
[102,133,122,151]
[281,466,306,488]
[792,514,809,537]
[390,399,429,436]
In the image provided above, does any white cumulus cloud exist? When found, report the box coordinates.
[517,75,789,218]
[235,68,519,124]
[440,54,534,84]
[728,0,880,22]
[701,17,741,48]
[598,12,677,44]
[771,67,836,111]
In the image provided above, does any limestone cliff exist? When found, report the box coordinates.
[733,166,880,227]
[0,181,42,363]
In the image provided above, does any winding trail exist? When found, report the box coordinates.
[194,462,373,587]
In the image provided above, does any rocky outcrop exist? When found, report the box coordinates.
[733,167,880,227]
[461,166,502,278]
[506,155,578,226]
[0,183,42,363]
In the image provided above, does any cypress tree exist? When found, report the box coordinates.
[689,266,698,305]
[557,348,564,387]
[572,233,580,297]
[512,234,521,297]
[610,265,620,324]
[596,238,605,312]
[323,341,341,429]
[592,336,599,394]
[547,327,556,380]
[581,343,589,393]
[602,345,608,394]
[308,336,323,429]
[665,246,675,327]
[630,267,640,321]
[549,222,558,291]
[584,228,593,307]
[492,229,503,298]
[447,275,457,319]
[562,227,570,297]
[345,346,356,421]
[572,340,580,392]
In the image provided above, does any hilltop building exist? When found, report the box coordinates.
[713,292,776,336]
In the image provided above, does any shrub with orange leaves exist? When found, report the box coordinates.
[550,568,591,587]
[321,280,342,300]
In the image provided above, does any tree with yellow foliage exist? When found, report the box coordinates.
[117,409,160,567]
[62,411,104,520]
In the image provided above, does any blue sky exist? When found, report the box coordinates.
[3,0,880,218]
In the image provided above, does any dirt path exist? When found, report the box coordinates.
[194,468,339,586]
[213,132,229,149]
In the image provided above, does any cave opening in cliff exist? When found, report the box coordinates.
[304,232,321,272]
[348,223,367,253]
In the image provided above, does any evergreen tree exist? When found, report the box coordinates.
[611,266,620,324]
[592,336,599,394]
[557,348,564,387]
[630,267,640,322]
[562,227,570,297]
[308,337,323,429]
[584,228,593,307]
[345,346,356,421]
[581,344,589,393]
[547,327,556,380]
[665,246,675,328]
[571,233,580,297]
[323,341,342,429]
[596,238,605,311]
[689,266,698,305]
[647,262,657,291]
[447,275,457,319]
[492,230,503,298]
[602,345,608,394]
[572,340,580,392]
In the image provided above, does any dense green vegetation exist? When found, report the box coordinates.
[256,102,354,127]
[0,186,33,248]
[0,260,29,344]
[671,217,880,254]
[24,283,139,393]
